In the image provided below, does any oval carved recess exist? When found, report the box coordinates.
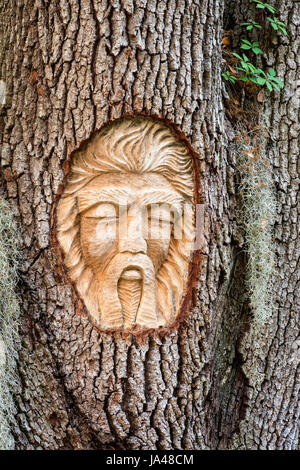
[56,117,195,331]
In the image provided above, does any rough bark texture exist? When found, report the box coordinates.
[222,0,300,450]
[0,0,298,450]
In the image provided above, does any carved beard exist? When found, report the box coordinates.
[97,253,164,330]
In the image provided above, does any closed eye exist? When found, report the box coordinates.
[83,203,118,219]
[147,205,180,224]
[85,215,118,220]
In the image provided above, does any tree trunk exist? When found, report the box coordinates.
[0,0,298,450]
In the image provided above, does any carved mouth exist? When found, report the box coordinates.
[98,253,158,330]
[120,268,142,281]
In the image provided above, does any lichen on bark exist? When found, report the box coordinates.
[0,198,21,450]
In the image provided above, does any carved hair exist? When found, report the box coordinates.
[57,117,195,328]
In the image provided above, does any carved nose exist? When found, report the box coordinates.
[119,222,147,254]
[119,209,147,254]
[119,236,147,254]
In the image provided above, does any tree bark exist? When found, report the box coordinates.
[0,0,298,450]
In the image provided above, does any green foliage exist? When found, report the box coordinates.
[222,1,287,92]
[232,53,264,83]
[266,17,288,35]
[232,53,257,70]
[226,53,283,91]
[253,0,275,13]
[0,198,21,450]
[254,68,284,91]
[222,71,237,84]
[241,20,262,31]
[240,40,263,55]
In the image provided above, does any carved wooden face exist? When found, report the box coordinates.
[77,173,185,329]
[56,117,195,331]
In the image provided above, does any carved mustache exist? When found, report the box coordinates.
[98,253,159,330]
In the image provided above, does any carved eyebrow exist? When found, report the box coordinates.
[82,202,118,218]
[139,190,184,207]
[77,187,135,212]
[77,187,184,213]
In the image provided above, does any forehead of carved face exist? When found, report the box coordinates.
[77,172,185,278]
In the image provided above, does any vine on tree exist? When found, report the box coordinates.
[222,0,287,92]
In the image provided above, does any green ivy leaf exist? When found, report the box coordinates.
[256,76,266,85]
[241,44,251,50]
[254,1,276,13]
[242,20,263,30]
[253,47,263,54]
[248,64,257,72]
[241,62,250,71]
[232,53,243,60]
[271,77,284,87]
[272,17,286,27]
[242,39,252,46]
[272,83,281,91]
[268,68,276,77]
[279,26,288,35]
[266,81,273,91]
[222,72,237,84]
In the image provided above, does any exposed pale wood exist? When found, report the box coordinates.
[56,117,195,331]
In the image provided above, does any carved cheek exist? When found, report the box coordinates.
[81,218,118,270]
[147,236,171,272]
[156,230,171,259]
